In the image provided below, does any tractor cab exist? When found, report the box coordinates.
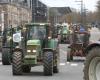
[27,25,46,40]
[25,23,50,49]
[74,32,85,44]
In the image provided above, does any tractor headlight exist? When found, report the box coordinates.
[27,50,31,53]
[48,36,51,39]
[32,50,37,53]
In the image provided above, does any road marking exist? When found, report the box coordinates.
[59,63,66,66]
[0,62,2,65]
[66,62,70,64]
[70,63,78,66]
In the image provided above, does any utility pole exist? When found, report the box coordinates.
[32,0,37,22]
[75,0,83,24]
[75,0,88,30]
[47,7,50,23]
[81,0,83,24]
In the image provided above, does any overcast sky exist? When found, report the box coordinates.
[40,0,98,11]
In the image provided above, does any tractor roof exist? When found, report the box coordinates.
[25,23,50,27]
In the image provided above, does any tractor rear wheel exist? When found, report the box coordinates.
[12,51,22,75]
[2,48,11,65]
[22,65,31,73]
[43,51,53,76]
[84,47,100,80]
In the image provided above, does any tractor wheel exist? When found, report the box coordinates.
[53,66,59,73]
[22,65,31,73]
[67,48,73,61]
[43,51,53,76]
[53,53,59,73]
[84,47,100,80]
[2,48,11,65]
[12,51,22,75]
[70,55,73,61]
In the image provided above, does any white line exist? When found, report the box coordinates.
[59,63,66,66]
[70,63,78,66]
[0,62,2,65]
[66,62,70,64]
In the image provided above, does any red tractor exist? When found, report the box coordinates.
[67,25,90,61]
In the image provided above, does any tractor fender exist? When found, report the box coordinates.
[43,48,57,55]
[43,48,57,60]
[48,39,58,50]
[13,46,23,56]
[85,42,100,55]
[43,48,55,54]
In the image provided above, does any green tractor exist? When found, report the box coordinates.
[2,26,19,65]
[59,25,70,44]
[12,23,59,76]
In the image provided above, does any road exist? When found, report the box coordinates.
[90,27,100,41]
[0,27,100,80]
[0,44,84,80]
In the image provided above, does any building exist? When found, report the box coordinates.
[49,7,72,25]
[0,2,32,31]
[32,0,47,22]
[24,0,48,22]
[12,0,48,22]
[23,0,32,9]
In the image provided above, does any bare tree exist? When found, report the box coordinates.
[96,0,100,22]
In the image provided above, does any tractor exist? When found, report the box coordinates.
[52,24,61,38]
[67,25,90,61]
[58,25,70,44]
[83,40,100,80]
[2,26,21,65]
[11,23,59,76]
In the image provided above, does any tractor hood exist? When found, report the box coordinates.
[27,40,41,46]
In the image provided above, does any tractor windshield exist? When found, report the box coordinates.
[75,33,85,43]
[28,26,46,40]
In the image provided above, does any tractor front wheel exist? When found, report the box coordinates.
[84,47,100,80]
[12,51,22,75]
[43,51,53,76]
